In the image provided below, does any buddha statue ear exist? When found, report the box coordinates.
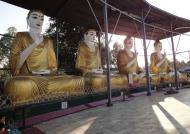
[84,32,87,40]
[26,18,29,29]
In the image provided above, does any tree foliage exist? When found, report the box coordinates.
[110,42,122,68]
[0,27,17,67]
[0,27,17,80]
[169,60,187,70]
[45,19,84,72]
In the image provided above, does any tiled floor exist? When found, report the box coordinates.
[36,89,190,134]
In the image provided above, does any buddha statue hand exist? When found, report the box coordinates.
[163,52,167,61]
[29,30,44,46]
[164,51,166,57]
[168,72,175,77]
[92,68,103,74]
[139,73,145,78]
[34,35,43,45]
[169,67,174,72]
[32,69,51,75]
[137,68,144,74]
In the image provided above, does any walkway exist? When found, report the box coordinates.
[36,89,190,134]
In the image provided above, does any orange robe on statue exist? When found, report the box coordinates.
[117,50,146,85]
[76,42,128,91]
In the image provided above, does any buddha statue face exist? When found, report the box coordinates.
[84,29,97,43]
[27,10,44,33]
[154,41,162,53]
[124,37,133,50]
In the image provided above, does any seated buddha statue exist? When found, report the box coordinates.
[76,29,127,91]
[150,40,172,84]
[150,40,185,94]
[76,29,102,76]
[117,36,146,86]
[4,10,84,105]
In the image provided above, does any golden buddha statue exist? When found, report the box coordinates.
[150,40,188,95]
[150,40,187,85]
[76,29,127,91]
[150,40,171,84]
[5,10,84,105]
[117,36,146,86]
[76,29,102,76]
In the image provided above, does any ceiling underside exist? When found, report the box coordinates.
[2,0,190,40]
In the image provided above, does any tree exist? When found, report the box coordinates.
[45,19,84,73]
[0,27,17,67]
[169,60,187,70]
[0,27,17,80]
[110,42,122,68]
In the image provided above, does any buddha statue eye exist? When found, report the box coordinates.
[32,16,37,19]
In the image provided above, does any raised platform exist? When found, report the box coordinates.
[0,81,189,129]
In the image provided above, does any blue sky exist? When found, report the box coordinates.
[1,0,190,67]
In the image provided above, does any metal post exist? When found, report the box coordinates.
[98,32,102,69]
[142,19,151,96]
[171,33,179,90]
[98,31,101,50]
[56,20,59,67]
[104,0,112,106]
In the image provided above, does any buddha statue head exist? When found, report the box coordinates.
[84,29,97,43]
[124,36,133,50]
[84,29,97,50]
[27,9,44,34]
[154,40,162,53]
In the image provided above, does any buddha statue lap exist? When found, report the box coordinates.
[4,10,84,105]
[75,29,127,92]
[117,36,146,86]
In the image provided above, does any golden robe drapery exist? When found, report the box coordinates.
[149,52,188,84]
[117,50,141,74]
[117,50,145,85]
[150,52,170,74]
[5,32,84,105]
[75,42,101,75]
[76,42,128,91]
[10,32,57,75]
